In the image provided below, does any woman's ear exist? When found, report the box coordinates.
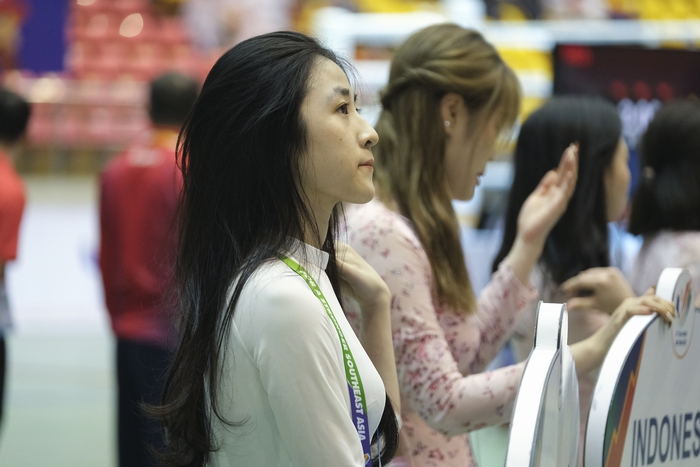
[440,92,465,136]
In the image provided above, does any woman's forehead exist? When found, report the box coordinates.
[307,58,352,96]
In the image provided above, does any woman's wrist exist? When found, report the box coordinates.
[573,310,622,376]
[572,334,605,376]
[503,235,544,286]
[357,288,392,318]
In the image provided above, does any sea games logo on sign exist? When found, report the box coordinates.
[585,268,700,467]
[668,278,694,359]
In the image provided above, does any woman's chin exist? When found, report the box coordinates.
[452,186,476,202]
[343,187,375,205]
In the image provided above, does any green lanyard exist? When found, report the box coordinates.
[279,255,373,466]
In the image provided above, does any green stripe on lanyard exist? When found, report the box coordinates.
[280,254,373,465]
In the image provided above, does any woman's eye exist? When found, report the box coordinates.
[356,106,362,114]
[338,104,349,114]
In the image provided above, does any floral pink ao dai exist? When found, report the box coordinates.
[343,200,537,467]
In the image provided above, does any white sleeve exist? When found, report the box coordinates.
[241,275,366,467]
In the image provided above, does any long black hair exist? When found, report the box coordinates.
[153,31,398,466]
[629,99,700,235]
[492,96,622,285]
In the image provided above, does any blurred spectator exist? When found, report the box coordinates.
[182,0,293,51]
[541,0,608,18]
[0,0,27,71]
[151,0,186,16]
[485,0,608,19]
[98,72,198,467]
[484,0,542,19]
[0,87,29,432]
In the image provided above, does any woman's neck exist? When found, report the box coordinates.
[374,192,400,214]
[303,201,334,249]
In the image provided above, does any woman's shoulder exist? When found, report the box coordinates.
[234,260,331,336]
[530,264,564,302]
[344,199,423,251]
[631,231,700,294]
[641,231,700,259]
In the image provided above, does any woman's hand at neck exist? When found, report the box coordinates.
[336,243,400,414]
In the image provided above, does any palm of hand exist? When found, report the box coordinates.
[517,145,578,247]
[518,173,569,246]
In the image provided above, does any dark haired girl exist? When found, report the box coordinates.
[494,96,636,324]
[154,31,399,467]
[629,99,700,298]
[494,95,674,463]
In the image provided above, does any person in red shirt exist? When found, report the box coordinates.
[0,87,29,432]
[99,72,198,467]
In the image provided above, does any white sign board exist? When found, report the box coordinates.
[506,302,580,467]
[585,268,699,467]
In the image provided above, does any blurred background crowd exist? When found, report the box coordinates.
[0,0,699,466]
[3,0,700,173]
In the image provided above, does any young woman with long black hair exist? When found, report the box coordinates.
[493,96,674,464]
[153,31,399,467]
[494,96,635,362]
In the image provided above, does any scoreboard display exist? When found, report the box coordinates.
[553,44,700,189]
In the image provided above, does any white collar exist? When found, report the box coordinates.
[287,237,329,271]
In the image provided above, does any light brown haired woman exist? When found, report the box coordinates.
[344,24,674,467]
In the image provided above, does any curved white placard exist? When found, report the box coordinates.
[506,301,580,467]
[585,268,698,467]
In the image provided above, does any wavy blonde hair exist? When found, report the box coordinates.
[374,24,521,313]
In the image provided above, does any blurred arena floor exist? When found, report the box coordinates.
[0,176,115,467]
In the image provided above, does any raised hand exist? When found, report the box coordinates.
[570,287,675,376]
[609,287,675,325]
[503,144,578,285]
[561,267,635,314]
[517,143,578,248]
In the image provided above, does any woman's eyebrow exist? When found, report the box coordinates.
[327,86,351,103]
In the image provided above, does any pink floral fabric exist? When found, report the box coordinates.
[629,231,700,298]
[343,200,538,467]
